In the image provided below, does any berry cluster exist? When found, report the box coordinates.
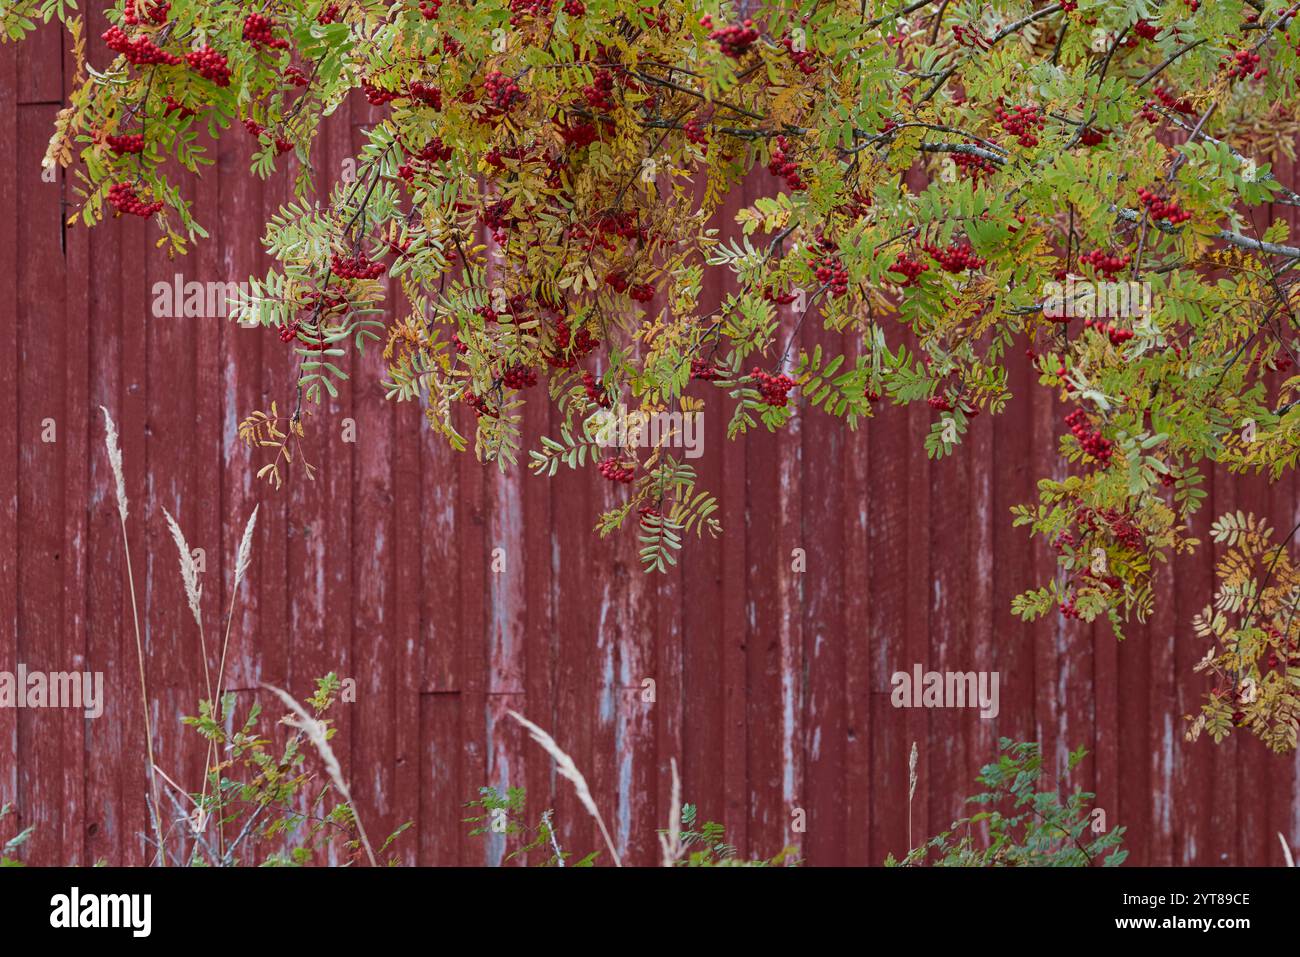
[502,364,538,390]
[889,252,929,287]
[545,316,600,368]
[243,13,290,50]
[767,136,804,190]
[782,33,816,75]
[482,198,516,242]
[1059,594,1081,619]
[1136,187,1191,225]
[1078,127,1106,146]
[187,46,232,86]
[103,26,182,65]
[283,66,310,87]
[107,182,163,217]
[483,144,527,170]
[1082,507,1144,551]
[683,117,709,145]
[637,3,671,30]
[1064,408,1113,464]
[924,240,986,273]
[362,79,400,105]
[509,0,554,26]
[598,458,636,483]
[763,286,796,305]
[243,119,293,154]
[483,70,525,113]
[1078,248,1131,276]
[812,246,848,297]
[704,16,759,59]
[417,137,453,163]
[1083,318,1135,346]
[1154,85,1195,116]
[124,0,170,24]
[557,117,599,148]
[590,210,644,247]
[583,70,615,110]
[993,100,1044,147]
[928,394,954,413]
[331,252,387,279]
[1052,530,1077,554]
[563,0,585,13]
[582,370,610,407]
[691,357,722,381]
[106,133,145,154]
[416,0,439,19]
[752,369,797,407]
[1132,18,1160,40]
[953,150,997,178]
[1221,48,1265,81]
[163,95,198,118]
[464,392,498,419]
[951,24,990,49]
[408,81,442,109]
[629,282,655,302]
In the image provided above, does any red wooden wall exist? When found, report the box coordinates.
[1,20,1297,867]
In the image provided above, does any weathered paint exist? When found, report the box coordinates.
[0,26,1297,867]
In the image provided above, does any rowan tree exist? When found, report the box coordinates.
[6,0,1300,749]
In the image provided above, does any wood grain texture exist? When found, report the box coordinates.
[0,25,1297,867]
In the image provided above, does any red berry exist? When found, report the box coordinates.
[107,182,163,218]
[103,25,182,66]
[330,252,386,280]
[598,457,636,483]
[710,18,759,59]
[105,133,145,154]
[186,46,232,86]
[243,13,290,50]
[752,368,797,407]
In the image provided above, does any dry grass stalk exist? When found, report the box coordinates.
[263,683,378,867]
[212,505,257,856]
[161,506,221,835]
[215,506,258,705]
[658,757,683,867]
[234,504,258,587]
[540,809,565,866]
[1280,832,1296,867]
[162,508,203,629]
[100,406,166,865]
[507,709,622,867]
[908,741,918,853]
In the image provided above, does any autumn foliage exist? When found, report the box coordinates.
[6,0,1300,749]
